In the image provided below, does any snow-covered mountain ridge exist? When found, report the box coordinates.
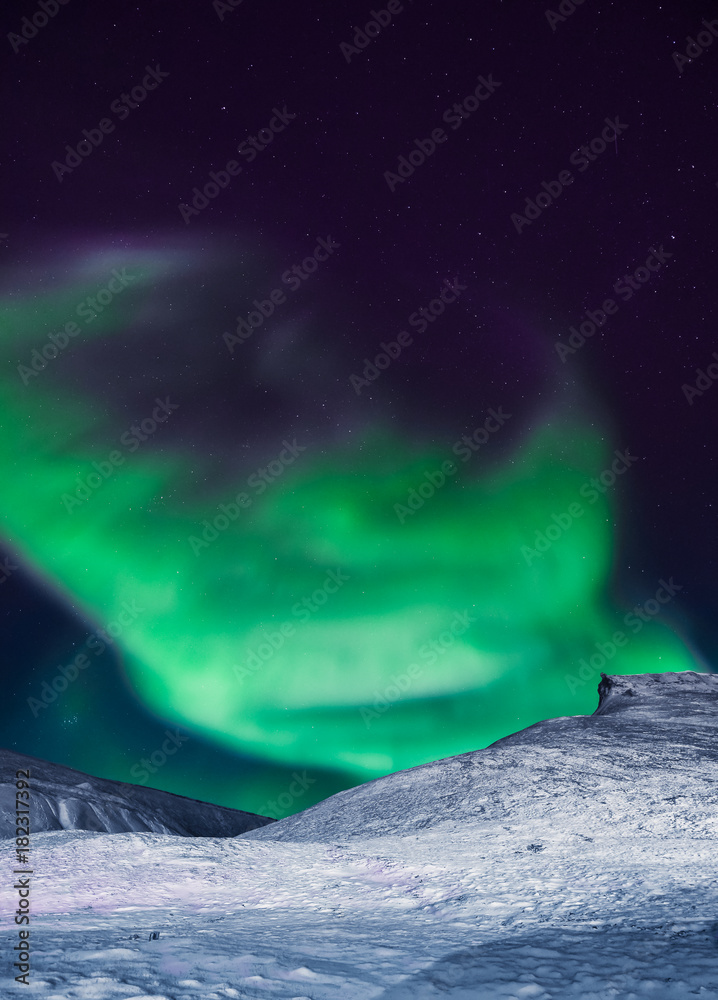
[2,672,716,998]
[0,748,273,837]
[242,670,718,843]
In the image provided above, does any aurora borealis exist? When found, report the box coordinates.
[0,244,700,807]
[1,1,716,816]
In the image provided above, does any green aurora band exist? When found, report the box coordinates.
[0,254,699,787]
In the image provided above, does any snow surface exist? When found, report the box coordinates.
[1,672,717,998]
[0,749,273,838]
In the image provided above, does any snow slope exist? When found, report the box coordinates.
[0,748,273,837]
[1,672,716,999]
[243,670,718,844]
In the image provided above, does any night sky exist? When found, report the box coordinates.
[1,0,716,818]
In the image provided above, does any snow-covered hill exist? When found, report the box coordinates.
[0,748,273,837]
[1,672,716,999]
[242,670,718,844]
